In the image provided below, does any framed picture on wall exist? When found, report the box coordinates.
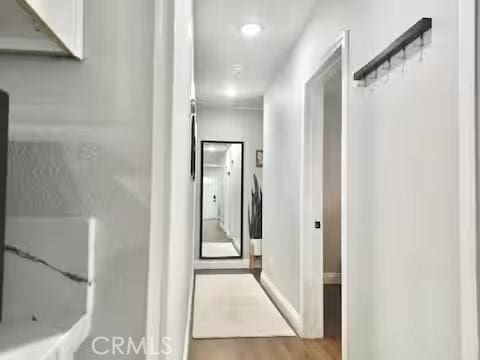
[256,150,263,168]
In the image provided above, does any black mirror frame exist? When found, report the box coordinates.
[199,140,244,260]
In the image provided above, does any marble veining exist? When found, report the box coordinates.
[5,244,89,284]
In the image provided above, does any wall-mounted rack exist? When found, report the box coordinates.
[353,17,432,81]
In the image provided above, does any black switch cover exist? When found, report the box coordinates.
[315,221,321,229]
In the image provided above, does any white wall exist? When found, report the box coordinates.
[203,167,221,220]
[264,1,461,359]
[195,104,263,260]
[0,1,157,359]
[224,144,242,246]
[161,0,195,357]
[0,0,196,358]
[218,164,225,223]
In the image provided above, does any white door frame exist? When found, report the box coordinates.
[300,31,349,358]
[459,0,479,359]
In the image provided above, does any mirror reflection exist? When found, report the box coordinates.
[201,141,243,258]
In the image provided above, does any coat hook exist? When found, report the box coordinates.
[401,48,407,74]
[353,18,432,82]
[366,70,376,92]
[418,33,425,62]
[383,59,392,71]
[381,59,391,84]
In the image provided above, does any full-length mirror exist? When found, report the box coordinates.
[200,141,243,259]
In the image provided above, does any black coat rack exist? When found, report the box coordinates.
[354,18,432,81]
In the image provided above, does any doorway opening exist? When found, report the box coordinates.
[321,60,342,339]
[302,32,349,358]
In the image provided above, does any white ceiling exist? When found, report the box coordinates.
[193,0,318,108]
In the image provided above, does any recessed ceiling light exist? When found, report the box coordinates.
[225,87,237,97]
[241,23,262,38]
[206,146,224,153]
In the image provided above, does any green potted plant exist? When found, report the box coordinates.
[248,174,262,256]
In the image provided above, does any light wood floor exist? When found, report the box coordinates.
[190,270,341,360]
[203,219,231,243]
[190,337,340,360]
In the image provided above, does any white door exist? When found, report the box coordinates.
[203,178,218,219]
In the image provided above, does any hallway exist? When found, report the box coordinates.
[202,220,238,257]
[0,0,477,359]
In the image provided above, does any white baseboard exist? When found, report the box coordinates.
[232,237,241,253]
[182,271,195,360]
[219,222,226,232]
[324,272,341,285]
[194,258,249,270]
[260,272,302,335]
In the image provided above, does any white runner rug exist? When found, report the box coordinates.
[193,273,295,338]
[202,243,238,257]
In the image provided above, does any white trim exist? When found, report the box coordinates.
[261,272,302,335]
[0,38,64,55]
[459,0,480,359]
[145,0,174,358]
[324,272,341,285]
[72,0,84,59]
[181,272,195,360]
[340,32,351,360]
[194,258,249,270]
[299,31,350,358]
[232,237,241,253]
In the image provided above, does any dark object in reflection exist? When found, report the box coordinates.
[0,90,9,322]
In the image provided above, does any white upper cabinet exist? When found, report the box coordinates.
[0,0,83,59]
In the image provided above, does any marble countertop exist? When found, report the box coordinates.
[0,315,89,360]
